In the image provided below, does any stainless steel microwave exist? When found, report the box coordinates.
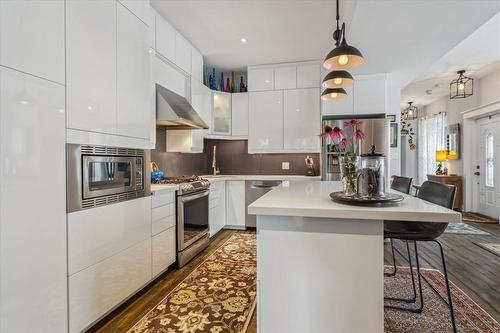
[67,144,150,213]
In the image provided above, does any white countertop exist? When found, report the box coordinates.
[248,181,461,223]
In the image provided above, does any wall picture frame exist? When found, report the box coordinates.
[388,114,396,122]
[390,123,398,147]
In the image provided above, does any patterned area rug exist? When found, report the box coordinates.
[385,266,500,333]
[474,242,500,257]
[127,232,256,333]
[462,212,499,224]
[445,222,491,235]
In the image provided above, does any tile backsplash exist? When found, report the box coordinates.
[151,129,319,177]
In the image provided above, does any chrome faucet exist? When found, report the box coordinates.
[212,145,220,176]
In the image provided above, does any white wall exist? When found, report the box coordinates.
[386,73,402,176]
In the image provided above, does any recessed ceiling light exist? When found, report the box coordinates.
[240,37,248,44]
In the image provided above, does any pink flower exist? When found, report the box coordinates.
[344,119,363,127]
[330,126,344,140]
[339,138,350,149]
[319,125,333,138]
[354,129,366,140]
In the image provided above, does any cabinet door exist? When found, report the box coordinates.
[212,92,232,135]
[66,0,116,134]
[0,0,64,84]
[155,14,175,63]
[297,64,320,88]
[249,90,283,152]
[191,77,211,125]
[322,84,353,116]
[152,227,176,277]
[118,0,149,25]
[191,48,204,82]
[226,181,246,227]
[154,55,187,98]
[275,66,297,90]
[117,3,151,139]
[231,93,249,137]
[248,67,274,91]
[0,68,67,332]
[353,77,386,115]
[175,33,192,74]
[284,88,321,151]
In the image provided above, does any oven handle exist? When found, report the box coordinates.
[179,190,210,203]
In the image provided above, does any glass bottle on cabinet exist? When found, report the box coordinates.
[212,91,231,135]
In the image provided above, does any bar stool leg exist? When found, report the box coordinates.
[385,238,397,277]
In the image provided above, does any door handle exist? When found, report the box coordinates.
[474,172,480,176]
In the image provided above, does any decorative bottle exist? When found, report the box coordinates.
[220,72,224,91]
[225,78,231,92]
[231,72,235,92]
[211,68,216,90]
[239,76,247,92]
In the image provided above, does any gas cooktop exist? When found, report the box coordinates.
[152,175,210,195]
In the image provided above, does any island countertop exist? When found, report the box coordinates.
[248,180,461,223]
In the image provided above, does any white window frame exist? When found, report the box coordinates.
[485,132,494,187]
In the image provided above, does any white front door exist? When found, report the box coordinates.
[474,115,500,219]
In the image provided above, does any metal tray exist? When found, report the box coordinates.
[329,191,404,205]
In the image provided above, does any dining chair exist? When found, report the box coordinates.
[384,181,457,333]
[386,176,413,277]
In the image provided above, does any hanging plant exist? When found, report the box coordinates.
[400,112,416,150]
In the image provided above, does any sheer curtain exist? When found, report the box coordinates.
[417,112,447,184]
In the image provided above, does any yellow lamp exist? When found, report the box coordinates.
[446,150,458,160]
[435,150,447,175]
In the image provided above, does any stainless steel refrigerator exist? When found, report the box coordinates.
[321,114,389,181]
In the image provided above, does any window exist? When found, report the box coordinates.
[417,112,447,184]
[486,133,494,187]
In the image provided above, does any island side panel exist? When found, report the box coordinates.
[257,215,384,333]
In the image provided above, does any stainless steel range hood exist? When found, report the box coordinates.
[156,83,209,129]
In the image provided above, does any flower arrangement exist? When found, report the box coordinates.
[320,120,366,195]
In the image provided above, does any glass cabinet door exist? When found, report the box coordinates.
[212,92,231,135]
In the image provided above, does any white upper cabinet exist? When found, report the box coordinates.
[0,0,65,84]
[248,67,274,91]
[297,64,320,88]
[274,66,297,90]
[212,92,232,135]
[175,33,192,75]
[155,14,176,63]
[116,3,151,139]
[322,84,354,116]
[284,88,320,151]
[191,47,204,83]
[66,0,117,134]
[231,93,249,137]
[353,75,386,115]
[118,0,150,25]
[154,55,187,98]
[249,90,283,152]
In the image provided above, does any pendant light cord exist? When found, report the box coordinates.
[334,0,341,46]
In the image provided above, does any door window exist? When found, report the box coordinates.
[486,133,494,187]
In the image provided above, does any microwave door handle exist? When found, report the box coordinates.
[180,190,209,203]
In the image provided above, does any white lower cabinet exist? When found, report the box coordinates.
[0,67,67,333]
[248,90,284,152]
[226,181,246,228]
[209,181,226,236]
[152,227,176,277]
[69,238,152,333]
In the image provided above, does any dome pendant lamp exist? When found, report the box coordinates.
[322,70,354,88]
[323,0,364,71]
[321,88,348,101]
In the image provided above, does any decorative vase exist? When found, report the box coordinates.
[340,153,358,196]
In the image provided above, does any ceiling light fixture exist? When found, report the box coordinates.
[403,102,418,120]
[321,88,348,101]
[322,70,353,89]
[450,70,473,99]
[240,37,248,43]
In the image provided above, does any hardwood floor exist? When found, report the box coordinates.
[90,223,499,333]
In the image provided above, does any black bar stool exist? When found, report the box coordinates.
[384,181,457,333]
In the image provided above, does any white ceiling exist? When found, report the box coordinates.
[402,12,500,106]
[152,0,500,84]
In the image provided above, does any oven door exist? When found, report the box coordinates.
[82,155,139,199]
[177,190,209,251]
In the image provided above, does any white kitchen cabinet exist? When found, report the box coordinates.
[231,92,249,137]
[0,0,65,84]
[166,129,204,153]
[117,3,151,139]
[69,238,151,333]
[353,75,386,115]
[191,47,204,82]
[209,181,226,237]
[175,33,192,75]
[322,84,354,116]
[226,181,246,228]
[155,14,176,63]
[191,77,211,126]
[0,67,67,332]
[152,227,176,277]
[154,54,187,98]
[275,66,297,90]
[66,0,117,134]
[297,64,320,88]
[249,90,284,153]
[118,0,149,25]
[284,88,321,151]
[212,91,232,135]
[248,67,274,91]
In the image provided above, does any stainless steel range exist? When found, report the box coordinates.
[153,176,210,267]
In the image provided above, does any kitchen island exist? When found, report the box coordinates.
[248,181,461,333]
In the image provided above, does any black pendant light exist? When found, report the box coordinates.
[321,88,348,101]
[403,102,418,120]
[322,70,354,88]
[450,70,473,99]
[323,0,364,71]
